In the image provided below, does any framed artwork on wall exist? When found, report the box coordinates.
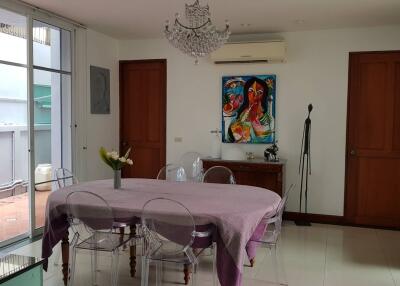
[90,65,110,114]
[222,75,276,144]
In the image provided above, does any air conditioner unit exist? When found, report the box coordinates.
[210,41,287,64]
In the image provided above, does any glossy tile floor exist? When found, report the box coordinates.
[8,222,400,286]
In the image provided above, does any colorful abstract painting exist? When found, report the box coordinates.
[222,75,276,144]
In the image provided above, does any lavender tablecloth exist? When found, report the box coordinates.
[42,178,280,286]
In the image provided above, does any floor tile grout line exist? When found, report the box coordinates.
[374,229,397,286]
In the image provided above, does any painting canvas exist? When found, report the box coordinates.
[222,75,276,144]
[90,65,110,114]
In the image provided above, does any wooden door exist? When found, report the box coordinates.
[119,60,166,178]
[345,51,400,228]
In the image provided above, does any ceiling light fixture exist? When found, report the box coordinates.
[164,0,231,64]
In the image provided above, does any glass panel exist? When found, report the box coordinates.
[61,74,72,169]
[0,64,29,243]
[0,64,28,118]
[33,20,71,230]
[0,8,27,65]
[61,29,71,72]
[33,69,58,228]
[33,20,60,70]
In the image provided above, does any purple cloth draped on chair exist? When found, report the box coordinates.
[42,179,280,286]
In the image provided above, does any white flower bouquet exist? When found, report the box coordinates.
[99,147,133,170]
[99,147,133,189]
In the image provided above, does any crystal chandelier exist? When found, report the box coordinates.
[164,0,231,64]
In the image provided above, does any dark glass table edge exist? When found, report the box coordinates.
[0,254,44,284]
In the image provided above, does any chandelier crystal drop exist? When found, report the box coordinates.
[164,0,231,64]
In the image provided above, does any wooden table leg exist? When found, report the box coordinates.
[61,231,69,286]
[129,225,136,277]
[250,258,255,267]
[184,264,191,285]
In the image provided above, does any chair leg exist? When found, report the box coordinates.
[212,244,217,286]
[91,250,98,286]
[111,249,120,286]
[269,245,284,286]
[119,227,125,249]
[141,257,149,286]
[275,244,288,286]
[68,248,77,286]
[141,237,146,257]
[156,260,163,286]
[191,263,198,286]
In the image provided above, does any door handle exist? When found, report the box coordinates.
[350,149,356,156]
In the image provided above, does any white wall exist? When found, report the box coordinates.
[118,25,400,216]
[83,29,119,181]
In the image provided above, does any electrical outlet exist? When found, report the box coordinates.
[174,137,183,143]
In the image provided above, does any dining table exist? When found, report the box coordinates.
[41,178,281,286]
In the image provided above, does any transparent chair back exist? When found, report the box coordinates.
[66,191,114,247]
[141,198,197,261]
[55,168,78,189]
[264,184,295,243]
[179,152,203,182]
[202,166,236,184]
[156,164,187,182]
[66,191,123,286]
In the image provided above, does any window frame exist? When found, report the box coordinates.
[0,0,77,246]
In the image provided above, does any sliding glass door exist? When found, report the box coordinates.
[0,5,73,246]
[32,20,72,231]
[0,7,30,245]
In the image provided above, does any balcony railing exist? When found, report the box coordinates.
[0,23,50,45]
[0,124,51,199]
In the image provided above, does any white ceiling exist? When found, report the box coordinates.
[21,0,400,39]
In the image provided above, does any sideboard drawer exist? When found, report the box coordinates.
[203,158,285,196]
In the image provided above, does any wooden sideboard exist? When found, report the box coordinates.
[202,158,285,196]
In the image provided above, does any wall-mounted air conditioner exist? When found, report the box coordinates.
[210,41,287,64]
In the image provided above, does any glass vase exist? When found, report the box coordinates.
[114,169,121,189]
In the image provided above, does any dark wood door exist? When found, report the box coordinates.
[119,59,166,178]
[345,51,400,228]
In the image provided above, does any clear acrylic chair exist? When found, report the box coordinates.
[156,164,187,182]
[56,168,134,243]
[66,191,137,286]
[140,198,200,286]
[178,152,203,182]
[202,166,236,184]
[250,184,295,286]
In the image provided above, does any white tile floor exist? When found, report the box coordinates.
[8,222,400,286]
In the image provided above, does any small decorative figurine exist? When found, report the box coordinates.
[264,142,279,162]
[246,152,255,160]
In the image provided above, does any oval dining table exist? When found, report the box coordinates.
[41,178,281,286]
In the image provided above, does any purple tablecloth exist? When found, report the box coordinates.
[42,178,280,286]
